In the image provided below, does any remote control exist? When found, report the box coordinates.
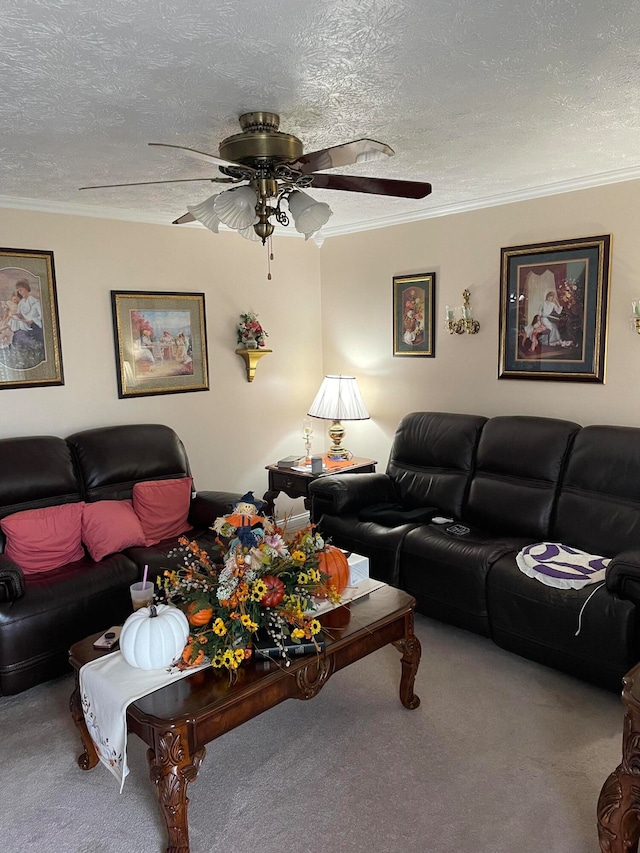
[445,524,471,536]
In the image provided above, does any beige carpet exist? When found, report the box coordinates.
[0,613,623,853]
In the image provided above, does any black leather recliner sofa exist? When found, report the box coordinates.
[0,423,240,695]
[309,411,640,691]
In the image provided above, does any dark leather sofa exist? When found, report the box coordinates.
[0,423,240,695]
[309,411,640,691]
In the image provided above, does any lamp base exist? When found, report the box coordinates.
[327,420,350,460]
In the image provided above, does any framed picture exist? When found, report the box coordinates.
[393,272,436,357]
[499,235,611,382]
[0,247,64,389]
[111,291,209,398]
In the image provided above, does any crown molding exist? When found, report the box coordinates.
[1,163,640,239]
[320,164,640,238]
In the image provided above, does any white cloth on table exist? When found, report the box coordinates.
[79,651,207,792]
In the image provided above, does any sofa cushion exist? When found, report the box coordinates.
[132,477,193,546]
[82,500,146,561]
[487,551,636,691]
[1,503,85,574]
[464,416,580,538]
[386,412,487,518]
[400,524,530,635]
[554,425,640,556]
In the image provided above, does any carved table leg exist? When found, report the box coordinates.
[69,677,99,771]
[392,610,421,710]
[598,710,640,852]
[147,727,205,853]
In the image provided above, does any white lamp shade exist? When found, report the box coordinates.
[213,186,259,230]
[187,194,221,232]
[307,375,369,421]
[288,190,332,238]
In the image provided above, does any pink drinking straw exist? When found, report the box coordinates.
[142,564,149,588]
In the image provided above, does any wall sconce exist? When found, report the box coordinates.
[446,289,480,335]
[632,301,640,333]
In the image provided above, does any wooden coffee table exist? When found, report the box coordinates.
[69,584,421,853]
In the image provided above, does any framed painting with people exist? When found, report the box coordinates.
[111,291,209,398]
[0,247,64,389]
[498,235,611,382]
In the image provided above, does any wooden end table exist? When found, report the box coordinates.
[597,664,640,851]
[69,584,420,853]
[263,455,376,516]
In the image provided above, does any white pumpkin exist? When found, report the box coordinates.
[120,603,189,670]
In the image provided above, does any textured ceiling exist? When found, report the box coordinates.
[2,0,640,236]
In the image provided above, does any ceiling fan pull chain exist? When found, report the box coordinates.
[267,235,273,281]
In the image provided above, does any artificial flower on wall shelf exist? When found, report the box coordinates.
[237,311,268,349]
[235,312,271,381]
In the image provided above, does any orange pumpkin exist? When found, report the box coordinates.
[187,601,214,627]
[318,546,350,596]
[182,643,205,666]
[261,574,285,607]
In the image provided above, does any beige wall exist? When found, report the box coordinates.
[319,179,640,469]
[0,209,322,515]
[3,177,640,496]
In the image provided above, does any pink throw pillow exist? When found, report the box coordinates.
[82,500,146,561]
[2,503,85,574]
[132,477,193,546]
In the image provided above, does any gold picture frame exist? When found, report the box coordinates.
[111,291,209,398]
[0,247,64,389]
[499,235,611,382]
[393,272,436,357]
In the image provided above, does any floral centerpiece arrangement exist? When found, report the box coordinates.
[237,311,268,349]
[160,493,341,672]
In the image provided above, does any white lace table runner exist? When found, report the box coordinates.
[79,652,207,791]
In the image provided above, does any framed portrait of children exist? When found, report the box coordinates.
[0,247,64,389]
[111,291,209,398]
[498,235,611,383]
[393,272,436,357]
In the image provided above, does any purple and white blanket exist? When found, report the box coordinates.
[515,542,610,589]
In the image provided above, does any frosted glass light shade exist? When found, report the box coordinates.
[288,190,332,239]
[188,194,221,232]
[307,375,369,421]
[238,223,261,242]
[213,186,259,230]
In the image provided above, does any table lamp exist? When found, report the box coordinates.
[307,375,370,460]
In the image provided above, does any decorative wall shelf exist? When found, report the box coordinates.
[235,348,272,382]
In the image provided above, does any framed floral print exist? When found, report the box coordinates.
[0,247,64,389]
[111,291,209,398]
[498,235,611,382]
[393,272,436,357]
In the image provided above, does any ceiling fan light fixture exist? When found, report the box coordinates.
[187,194,221,232]
[288,190,332,238]
[213,186,259,230]
[238,223,262,242]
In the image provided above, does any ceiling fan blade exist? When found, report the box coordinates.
[149,142,257,176]
[79,177,233,190]
[291,139,394,174]
[310,173,432,199]
[173,212,197,225]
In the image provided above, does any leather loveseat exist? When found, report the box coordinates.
[309,411,640,691]
[0,423,240,695]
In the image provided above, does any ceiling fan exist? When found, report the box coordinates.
[81,111,432,243]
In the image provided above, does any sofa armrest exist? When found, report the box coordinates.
[606,550,640,605]
[309,473,397,522]
[188,490,243,529]
[0,553,25,602]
